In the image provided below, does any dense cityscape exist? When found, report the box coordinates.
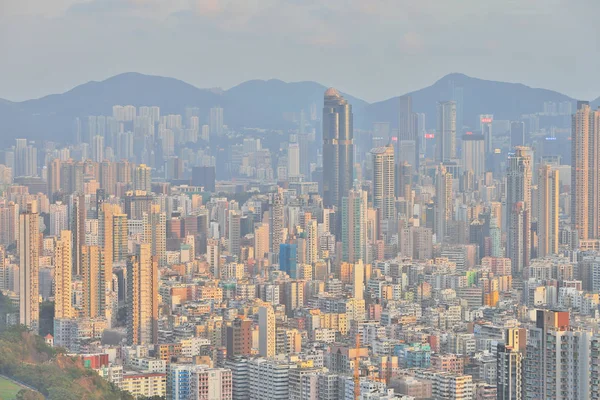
[0,79,597,400]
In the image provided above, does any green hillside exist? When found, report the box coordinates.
[0,325,133,400]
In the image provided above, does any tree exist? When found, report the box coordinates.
[48,386,83,400]
[15,389,45,400]
[0,291,17,332]
[39,301,55,337]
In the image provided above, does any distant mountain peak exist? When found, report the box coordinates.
[441,72,471,80]
[433,72,483,86]
[101,71,194,85]
[103,71,145,80]
[228,78,297,91]
[0,71,584,147]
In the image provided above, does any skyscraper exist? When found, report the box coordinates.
[537,165,559,257]
[258,305,276,358]
[279,243,297,278]
[0,246,7,291]
[322,88,354,217]
[210,107,224,137]
[54,230,73,320]
[170,365,232,400]
[269,190,284,255]
[71,193,86,276]
[134,164,152,193]
[508,202,530,278]
[297,131,311,179]
[450,81,464,133]
[92,135,104,162]
[283,280,304,317]
[98,203,120,295]
[524,310,591,399]
[510,121,525,148]
[191,166,216,192]
[100,160,116,196]
[113,105,136,121]
[480,114,494,155]
[127,243,159,345]
[461,133,485,183]
[398,95,418,169]
[49,201,69,237]
[435,165,453,243]
[371,144,395,221]
[117,131,134,160]
[352,260,364,300]
[571,101,600,240]
[113,213,128,262]
[398,96,415,142]
[489,215,503,258]
[82,245,105,319]
[398,139,418,172]
[15,138,37,178]
[47,158,61,198]
[143,204,167,267]
[0,202,18,248]
[207,238,220,277]
[61,160,84,195]
[506,147,532,276]
[496,335,524,400]
[19,202,40,334]
[53,230,76,350]
[341,188,367,264]
[287,142,300,177]
[436,101,457,162]
[227,318,253,358]
[305,218,318,265]
[228,210,241,258]
[253,223,270,260]
[396,161,412,198]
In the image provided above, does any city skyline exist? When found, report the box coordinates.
[0,80,597,400]
[0,70,589,149]
[3,3,600,399]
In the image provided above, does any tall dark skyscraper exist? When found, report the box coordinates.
[436,101,457,162]
[322,88,354,214]
[510,121,526,148]
[449,81,464,132]
[191,166,216,192]
[398,95,419,170]
[479,114,494,155]
[398,95,414,141]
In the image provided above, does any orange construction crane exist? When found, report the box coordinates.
[354,333,360,400]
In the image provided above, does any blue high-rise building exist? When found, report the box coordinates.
[394,343,431,369]
[279,244,297,279]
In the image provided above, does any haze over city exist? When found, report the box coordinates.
[2,2,600,400]
[1,0,599,101]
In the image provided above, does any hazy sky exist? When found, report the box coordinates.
[1,0,598,102]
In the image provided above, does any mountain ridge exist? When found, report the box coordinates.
[0,72,588,145]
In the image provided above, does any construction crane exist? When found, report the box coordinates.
[354,333,360,400]
[386,356,392,386]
